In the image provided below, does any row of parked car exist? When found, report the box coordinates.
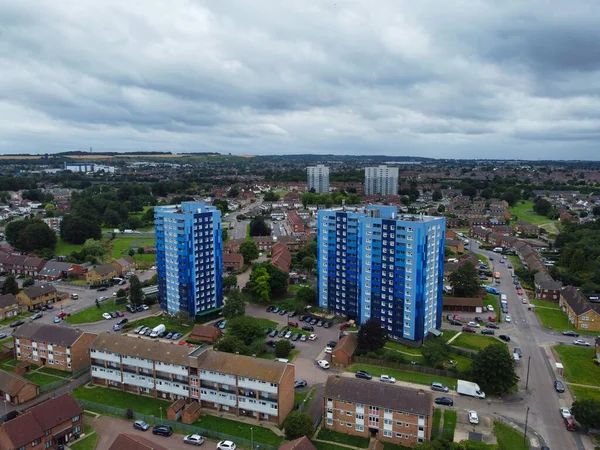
[266,306,333,328]
[133,325,184,341]
[132,420,237,448]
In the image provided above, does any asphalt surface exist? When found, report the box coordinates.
[223,198,263,240]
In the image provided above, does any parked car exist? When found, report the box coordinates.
[434,397,454,406]
[573,339,591,347]
[487,305,494,312]
[499,335,511,342]
[310,318,318,325]
[183,434,205,446]
[355,370,372,380]
[517,289,523,295]
[467,321,480,328]
[136,305,144,312]
[117,318,128,325]
[279,309,288,316]
[295,380,307,388]
[291,333,300,341]
[268,329,278,337]
[327,340,338,347]
[486,322,499,329]
[113,324,121,332]
[487,316,496,322]
[309,334,317,341]
[0,333,7,340]
[554,380,565,393]
[102,313,112,320]
[278,329,287,338]
[133,420,149,431]
[266,306,274,312]
[125,304,136,313]
[300,334,307,342]
[288,311,297,318]
[217,441,237,450]
[462,326,476,333]
[324,321,332,328]
[285,330,293,339]
[468,411,479,425]
[325,346,332,354]
[97,287,108,291]
[53,316,61,323]
[272,307,280,313]
[481,329,495,335]
[450,319,462,326]
[317,360,330,369]
[152,425,173,437]
[560,407,572,419]
[266,340,277,347]
[288,321,298,328]
[514,348,522,357]
[562,330,579,337]
[116,311,124,317]
[219,320,227,329]
[564,417,577,431]
[165,332,174,339]
[504,315,512,323]
[380,374,396,384]
[302,325,314,332]
[171,333,183,340]
[305,316,312,323]
[431,382,449,392]
[109,311,118,318]
[30,312,43,321]
[317,320,324,327]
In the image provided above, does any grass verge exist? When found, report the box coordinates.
[317,429,370,448]
[509,200,556,226]
[23,372,63,387]
[55,237,83,256]
[441,409,457,441]
[432,408,442,439]
[348,364,458,390]
[195,414,283,446]
[451,333,505,351]
[66,298,127,324]
[535,308,598,336]
[494,421,529,450]
[385,340,424,356]
[571,385,600,402]
[72,385,171,416]
[553,344,599,385]
[69,433,99,450]
[38,366,71,377]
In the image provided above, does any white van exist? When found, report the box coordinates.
[70,293,79,300]
[500,294,507,304]
[149,324,166,338]
[493,247,503,253]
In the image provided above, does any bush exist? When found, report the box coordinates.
[276,340,292,358]
[126,408,134,419]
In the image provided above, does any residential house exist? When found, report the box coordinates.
[470,227,491,242]
[0,294,20,321]
[223,253,244,272]
[38,260,84,282]
[445,239,464,254]
[278,437,318,450]
[108,434,169,450]
[112,257,136,277]
[253,236,275,252]
[16,284,59,311]
[223,238,245,254]
[331,333,358,367]
[14,323,97,373]
[0,370,39,405]
[445,230,457,240]
[534,272,562,302]
[271,242,292,273]
[445,218,462,228]
[0,393,83,450]
[559,286,600,332]
[516,222,540,235]
[0,253,46,277]
[287,210,306,233]
[189,325,222,344]
[323,375,433,447]
[85,264,118,286]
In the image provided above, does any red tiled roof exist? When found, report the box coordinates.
[271,242,292,273]
[278,436,318,450]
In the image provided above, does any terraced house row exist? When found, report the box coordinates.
[89,332,295,425]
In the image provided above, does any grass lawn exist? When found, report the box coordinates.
[441,409,457,441]
[317,429,369,448]
[0,336,12,345]
[534,307,597,336]
[571,385,600,402]
[271,298,298,312]
[125,315,194,335]
[0,311,32,326]
[432,408,442,439]
[451,333,505,351]
[55,237,83,256]
[0,358,20,372]
[38,366,71,377]
[69,434,99,450]
[531,300,559,309]
[553,344,599,385]
[441,330,460,342]
[450,353,473,373]
[294,390,308,406]
[73,385,171,416]
[348,364,458,390]
[385,340,424,356]
[195,414,283,446]
[485,293,502,323]
[382,444,411,450]
[510,200,556,226]
[111,236,155,260]
[66,298,127,324]
[476,253,489,266]
[508,255,523,271]
[494,421,529,450]
[24,372,63,387]
[246,317,278,331]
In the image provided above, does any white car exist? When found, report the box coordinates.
[308,334,317,341]
[142,305,150,311]
[317,360,330,369]
[521,298,528,304]
[573,339,591,347]
[487,305,494,312]
[560,407,572,419]
[102,313,112,320]
[467,321,480,328]
[468,410,479,424]
[505,315,512,323]
[325,347,332,354]
[380,374,396,384]
[184,434,205,446]
[217,441,237,450]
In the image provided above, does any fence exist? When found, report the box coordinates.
[352,356,460,379]
[76,399,280,450]
[40,378,70,393]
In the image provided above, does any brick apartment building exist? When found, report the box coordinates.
[16,284,59,311]
[0,294,20,321]
[287,210,305,233]
[534,272,563,302]
[323,375,433,447]
[85,263,118,286]
[559,286,600,332]
[0,393,83,449]
[14,323,97,373]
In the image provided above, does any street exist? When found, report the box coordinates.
[223,198,264,240]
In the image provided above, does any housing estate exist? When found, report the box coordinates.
[559,286,600,332]
[16,284,59,311]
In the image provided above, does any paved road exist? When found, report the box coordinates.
[223,198,264,240]
[90,416,219,450]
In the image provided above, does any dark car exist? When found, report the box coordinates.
[279,309,288,316]
[46,304,53,309]
[266,340,277,347]
[554,380,565,393]
[288,311,297,318]
[501,305,508,314]
[462,326,476,333]
[299,315,307,321]
[355,370,372,380]
[310,318,318,325]
[294,379,307,388]
[171,333,183,340]
[109,311,118,318]
[481,329,495,335]
[117,318,128,325]
[474,316,483,322]
[486,322,500,329]
[327,340,338,348]
[97,287,108,291]
[499,334,510,342]
[116,311,124,317]
[10,320,24,328]
[562,330,580,337]
[266,306,274,312]
[317,320,324,327]
[269,329,278,337]
[278,329,287,338]
[0,333,6,340]
[136,305,144,312]
[434,397,454,406]
[305,316,312,323]
[302,325,314,332]
[152,425,173,437]
[450,319,462,326]
[324,321,332,328]
[165,332,173,339]
[126,304,136,313]
[291,333,300,341]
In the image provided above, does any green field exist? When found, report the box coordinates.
[111,236,155,259]
[385,340,424,356]
[452,333,505,351]
[348,364,458,390]
[55,237,83,256]
[195,414,283,446]
[553,344,599,386]
[494,421,529,450]
[72,385,171,416]
[534,307,597,335]
[571,385,600,402]
[531,300,559,309]
[23,372,63,387]
[66,297,128,324]
[510,200,557,226]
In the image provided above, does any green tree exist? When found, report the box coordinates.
[137,247,145,254]
[222,274,238,292]
[22,277,35,288]
[283,411,313,440]
[249,217,271,236]
[593,205,600,217]
[116,288,127,298]
[227,316,265,345]
[128,248,135,257]
[262,263,289,298]
[448,262,480,297]
[222,289,246,319]
[263,191,279,202]
[357,318,387,352]
[533,198,552,216]
[432,189,443,202]
[44,203,55,212]
[301,256,316,272]
[571,398,600,429]
[129,275,144,306]
[214,335,246,354]
[296,287,317,306]
[82,239,106,257]
[421,339,450,368]
[103,209,121,227]
[227,187,239,198]
[471,344,519,396]
[247,267,271,302]
[2,275,18,295]
[239,241,259,264]
[275,339,292,358]
[60,215,102,244]
[570,249,586,273]
[437,204,446,213]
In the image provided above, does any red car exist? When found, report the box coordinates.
[57,312,67,319]
[488,316,496,322]
[116,311,124,317]
[517,289,523,295]
[462,326,476,333]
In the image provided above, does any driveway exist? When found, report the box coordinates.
[89,416,218,450]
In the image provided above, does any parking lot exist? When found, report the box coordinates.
[454,411,497,445]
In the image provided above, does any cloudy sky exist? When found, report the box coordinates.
[1,1,599,159]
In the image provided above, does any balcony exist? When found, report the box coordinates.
[155,371,172,382]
